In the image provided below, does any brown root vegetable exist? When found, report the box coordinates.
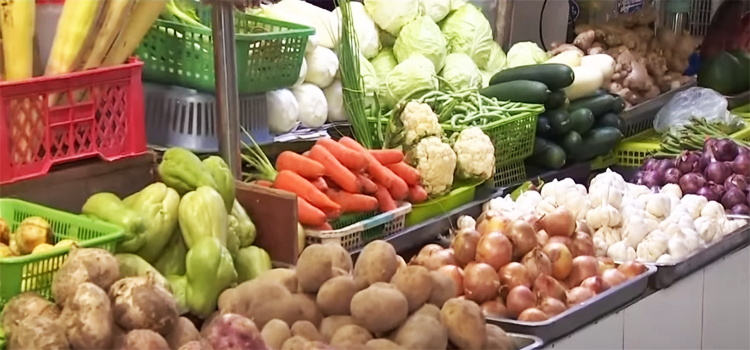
[281,336,309,350]
[409,244,443,266]
[165,317,201,350]
[178,340,214,350]
[261,319,291,349]
[549,43,584,56]
[350,283,408,334]
[60,282,114,350]
[116,330,170,350]
[201,313,268,350]
[316,275,360,316]
[484,324,514,350]
[52,247,119,306]
[440,298,486,350]
[319,316,355,343]
[291,321,324,342]
[389,265,433,313]
[450,228,481,267]
[573,30,596,50]
[422,248,458,270]
[256,268,299,293]
[1,292,60,335]
[366,339,405,350]
[109,274,179,335]
[412,304,441,320]
[296,243,353,293]
[393,314,448,350]
[8,315,70,350]
[15,216,51,254]
[0,217,9,244]
[429,271,459,307]
[329,324,373,349]
[353,240,398,287]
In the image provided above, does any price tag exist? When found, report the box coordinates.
[568,0,580,24]
[617,0,644,14]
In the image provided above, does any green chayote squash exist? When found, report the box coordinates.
[178,186,228,249]
[123,182,180,263]
[158,147,217,196]
[234,246,272,283]
[81,193,146,253]
[202,156,236,211]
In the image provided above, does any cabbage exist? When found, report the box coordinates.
[394,16,447,71]
[267,89,299,134]
[479,70,493,88]
[384,55,438,108]
[420,0,451,23]
[440,53,482,91]
[440,4,495,69]
[331,3,381,59]
[364,0,419,36]
[450,0,467,11]
[506,42,550,68]
[371,49,398,79]
[485,42,507,73]
[324,80,346,122]
[360,56,379,109]
[379,29,396,48]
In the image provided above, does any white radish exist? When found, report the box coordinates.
[565,66,604,100]
[545,50,583,68]
[580,54,616,80]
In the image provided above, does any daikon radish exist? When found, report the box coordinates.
[580,54,616,80]
[565,66,604,100]
[545,50,583,68]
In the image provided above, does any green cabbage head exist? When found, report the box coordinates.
[506,41,550,68]
[384,55,438,108]
[440,4,494,69]
[394,16,447,71]
[370,48,398,80]
[440,53,482,91]
[485,42,508,73]
[364,0,419,36]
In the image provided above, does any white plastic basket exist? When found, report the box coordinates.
[304,203,412,252]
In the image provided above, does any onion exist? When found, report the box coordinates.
[680,173,707,195]
[575,220,592,236]
[410,244,443,265]
[722,188,747,209]
[601,269,627,287]
[715,139,739,161]
[675,151,701,174]
[643,158,659,171]
[463,262,500,303]
[617,261,647,279]
[532,274,567,302]
[637,171,663,187]
[597,257,616,273]
[697,186,720,202]
[522,248,552,281]
[542,243,573,280]
[569,232,595,257]
[478,215,511,236]
[518,308,548,322]
[475,232,513,270]
[656,158,676,172]
[565,256,599,288]
[538,297,567,317]
[481,298,509,318]
[731,203,750,215]
[548,235,572,248]
[437,265,464,296]
[519,213,543,231]
[451,228,481,267]
[541,207,576,237]
[537,229,550,246]
[732,153,750,175]
[506,286,536,318]
[705,161,732,184]
[506,220,538,259]
[422,249,458,270]
[725,174,749,193]
[580,276,609,294]
[566,287,595,306]
[663,168,682,184]
[711,182,726,198]
[397,255,407,270]
[499,262,531,290]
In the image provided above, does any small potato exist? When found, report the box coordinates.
[484,324,514,350]
[256,268,299,293]
[390,265,433,313]
[330,324,372,349]
[116,329,170,350]
[60,282,114,350]
[353,241,398,287]
[350,284,408,334]
[366,339,405,350]
[52,247,119,306]
[8,315,69,350]
[316,275,359,316]
[319,316,355,343]
[291,320,323,342]
[281,335,309,350]
[262,319,291,350]
[296,243,352,293]
[428,271,458,308]
[411,304,441,320]
[0,243,13,257]
[54,239,77,249]
[393,314,448,350]
[165,317,200,350]
[32,243,54,254]
[289,293,324,327]
[0,217,9,244]
[440,298,486,350]
[2,292,60,335]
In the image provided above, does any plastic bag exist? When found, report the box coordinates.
[654,87,742,133]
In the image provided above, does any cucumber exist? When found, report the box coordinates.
[574,127,623,161]
[536,116,552,137]
[569,94,616,118]
[530,138,566,170]
[569,108,595,134]
[596,112,623,132]
[544,109,572,135]
[532,137,547,156]
[545,90,567,110]
[611,95,626,113]
[489,64,575,90]
[560,131,583,159]
[480,80,550,104]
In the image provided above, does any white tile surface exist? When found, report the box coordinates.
[544,312,624,350]
[702,246,750,350]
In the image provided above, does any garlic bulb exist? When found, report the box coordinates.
[681,194,708,219]
[586,205,622,229]
[456,215,476,230]
[667,237,689,260]
[646,193,671,218]
[656,254,673,264]
[660,184,682,199]
[694,217,721,243]
[701,201,726,220]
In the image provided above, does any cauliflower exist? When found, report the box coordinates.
[401,101,442,147]
[409,136,457,196]
[452,127,495,181]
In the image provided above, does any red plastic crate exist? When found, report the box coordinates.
[0,60,146,185]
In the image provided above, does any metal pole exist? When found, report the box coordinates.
[211,3,242,179]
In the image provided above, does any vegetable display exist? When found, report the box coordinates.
[0,216,78,258]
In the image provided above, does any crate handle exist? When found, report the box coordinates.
[359,211,395,230]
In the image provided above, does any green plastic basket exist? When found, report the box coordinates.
[136,14,314,94]
[0,199,123,307]
[405,184,478,227]
[443,112,538,164]
[592,151,617,170]
[493,159,527,188]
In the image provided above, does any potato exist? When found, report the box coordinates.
[218,280,321,329]
[32,243,54,254]
[389,265,433,313]
[281,335,309,350]
[202,313,267,350]
[484,324,514,350]
[52,247,119,306]
[330,324,372,349]
[350,284,408,334]
[304,341,337,350]
[428,271,457,308]
[353,241,398,287]
[316,275,359,316]
[60,282,114,350]
[319,316,355,342]
[440,298,486,350]
[296,243,352,293]
[8,315,69,350]
[15,216,51,254]
[291,321,323,342]
[177,340,212,350]
[411,304,441,320]
[116,330,170,350]
[393,314,448,350]
[0,243,12,257]
[54,239,77,249]
[289,294,323,327]
[1,292,60,335]
[0,217,9,244]
[262,319,291,349]
[165,317,200,350]
[257,268,299,293]
[110,275,179,335]
[367,338,406,350]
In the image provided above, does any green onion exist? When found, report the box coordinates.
[240,128,277,182]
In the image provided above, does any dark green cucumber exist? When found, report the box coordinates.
[530,138,566,170]
[480,80,550,104]
[544,109,572,136]
[596,112,623,132]
[533,137,547,156]
[569,108,595,134]
[489,64,574,90]
[536,116,552,137]
[560,131,583,159]
[574,127,623,161]
[545,90,567,110]
[611,95,626,113]
[569,94,617,118]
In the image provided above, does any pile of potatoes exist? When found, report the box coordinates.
[217,240,517,350]
[0,216,77,258]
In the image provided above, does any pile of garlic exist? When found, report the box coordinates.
[483,169,748,264]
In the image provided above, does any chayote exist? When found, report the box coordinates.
[158,147,217,196]
[234,246,272,283]
[81,193,146,253]
[178,186,228,249]
[115,253,170,291]
[229,200,256,248]
[202,156,236,211]
[154,228,188,277]
[123,183,180,263]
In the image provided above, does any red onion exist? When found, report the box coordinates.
[642,158,659,171]
[731,204,750,215]
[725,174,749,193]
[721,188,746,209]
[715,139,739,162]
[680,173,707,194]
[655,158,675,172]
[705,161,732,184]
[675,151,701,174]
[663,168,682,184]
[697,186,720,202]
[636,171,662,187]
[732,153,750,176]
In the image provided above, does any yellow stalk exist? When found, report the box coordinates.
[0,0,35,81]
[44,0,105,77]
[102,0,167,67]
[82,0,135,70]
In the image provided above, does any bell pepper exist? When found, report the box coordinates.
[178,186,228,249]
[154,229,188,277]
[229,199,256,248]
[158,147,217,196]
[234,246,272,283]
[123,183,181,263]
[202,156,236,211]
[81,193,146,253]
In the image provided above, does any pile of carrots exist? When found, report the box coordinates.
[255,137,427,229]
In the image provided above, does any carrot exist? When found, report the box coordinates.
[408,185,429,203]
[310,177,328,192]
[310,222,333,231]
[374,183,398,212]
[273,170,341,213]
[275,151,325,179]
[297,197,328,226]
[386,162,421,186]
[387,175,409,201]
[356,174,378,194]
[316,138,370,171]
[308,145,360,193]
[323,177,340,190]
[253,180,273,187]
[368,149,404,165]
[326,189,379,213]
[339,137,393,188]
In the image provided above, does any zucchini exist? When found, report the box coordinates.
[536,116,552,137]
[530,138,566,170]
[611,95,626,113]
[545,90,567,110]
[489,64,575,90]
[480,80,550,104]
[569,108,595,134]
[560,131,583,159]
[574,127,623,161]
[544,109,572,136]
[569,94,616,118]
[596,112,623,132]
[532,137,547,156]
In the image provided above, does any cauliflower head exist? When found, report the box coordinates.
[453,127,495,181]
[401,101,442,147]
[409,136,457,196]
